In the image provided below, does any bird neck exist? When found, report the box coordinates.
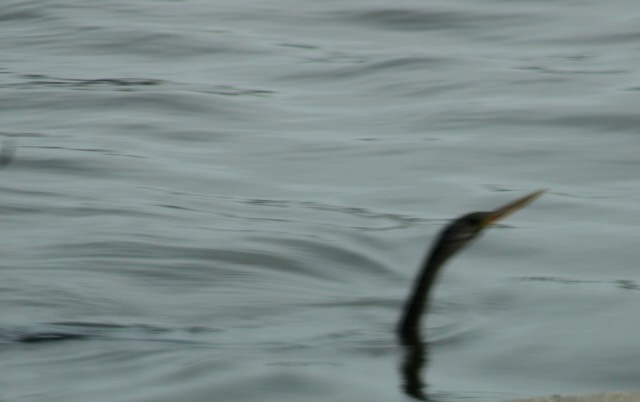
[397,241,454,344]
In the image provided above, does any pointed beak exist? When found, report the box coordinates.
[481,189,546,227]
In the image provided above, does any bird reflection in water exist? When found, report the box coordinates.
[397,190,545,400]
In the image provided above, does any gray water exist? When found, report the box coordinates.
[2,1,640,401]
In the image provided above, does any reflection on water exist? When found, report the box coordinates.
[400,334,430,401]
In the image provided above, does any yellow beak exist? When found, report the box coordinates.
[482,189,546,227]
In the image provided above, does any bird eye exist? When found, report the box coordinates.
[467,217,481,225]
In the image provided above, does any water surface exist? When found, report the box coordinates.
[1,0,640,401]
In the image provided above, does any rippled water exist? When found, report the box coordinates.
[2,1,640,401]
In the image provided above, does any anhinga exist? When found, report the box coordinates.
[398,190,545,345]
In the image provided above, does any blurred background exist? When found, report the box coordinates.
[1,0,639,401]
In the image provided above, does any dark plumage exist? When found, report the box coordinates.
[398,190,545,344]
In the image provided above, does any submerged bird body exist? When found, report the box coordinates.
[398,191,545,344]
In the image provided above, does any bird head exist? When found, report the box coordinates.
[427,190,546,267]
